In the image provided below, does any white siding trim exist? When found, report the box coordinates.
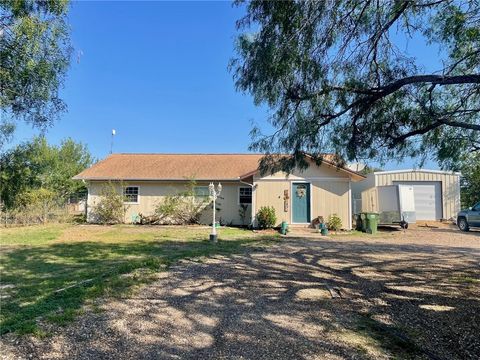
[86,184,91,221]
[348,181,352,230]
[252,181,257,228]
[374,169,461,176]
[256,177,350,182]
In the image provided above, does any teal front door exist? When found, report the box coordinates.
[292,183,311,223]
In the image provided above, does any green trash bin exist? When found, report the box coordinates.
[365,213,379,234]
[360,213,367,232]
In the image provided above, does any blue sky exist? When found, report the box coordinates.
[11,1,439,170]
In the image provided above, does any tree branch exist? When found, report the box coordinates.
[288,74,480,101]
[438,118,480,131]
[388,121,443,146]
[371,74,480,92]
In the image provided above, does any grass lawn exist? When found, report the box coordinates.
[0,224,278,336]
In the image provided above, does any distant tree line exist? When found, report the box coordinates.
[0,137,93,224]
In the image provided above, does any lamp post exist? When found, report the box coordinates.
[209,182,222,243]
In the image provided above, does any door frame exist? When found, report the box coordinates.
[290,181,312,224]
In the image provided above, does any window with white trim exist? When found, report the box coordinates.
[239,187,252,204]
[194,186,209,198]
[124,186,139,203]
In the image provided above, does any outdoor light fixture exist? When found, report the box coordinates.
[209,182,222,242]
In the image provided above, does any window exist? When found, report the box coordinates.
[194,186,210,198]
[124,186,139,203]
[473,202,480,211]
[239,187,252,204]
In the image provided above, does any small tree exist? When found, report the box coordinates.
[239,204,249,226]
[18,188,58,224]
[154,180,210,225]
[327,214,342,231]
[93,182,126,224]
[256,206,277,229]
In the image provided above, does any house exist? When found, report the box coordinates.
[73,153,365,229]
[351,169,461,221]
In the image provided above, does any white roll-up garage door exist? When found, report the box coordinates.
[393,181,442,220]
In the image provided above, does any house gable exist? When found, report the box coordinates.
[254,158,359,181]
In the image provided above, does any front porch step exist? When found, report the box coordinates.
[285,227,328,238]
[287,224,313,229]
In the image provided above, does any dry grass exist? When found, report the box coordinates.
[0,224,278,335]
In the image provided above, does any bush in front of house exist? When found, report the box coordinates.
[92,182,126,224]
[327,213,342,231]
[256,206,277,229]
[155,194,207,225]
[154,180,210,225]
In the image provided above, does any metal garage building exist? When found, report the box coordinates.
[351,169,461,221]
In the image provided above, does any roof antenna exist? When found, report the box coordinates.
[110,129,116,154]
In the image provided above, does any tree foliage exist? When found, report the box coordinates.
[231,0,480,171]
[153,180,210,225]
[0,136,93,209]
[256,206,277,229]
[17,187,58,224]
[460,153,480,207]
[327,213,342,231]
[0,0,71,146]
[92,182,126,225]
[358,165,383,176]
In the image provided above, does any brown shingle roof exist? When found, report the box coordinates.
[73,153,363,181]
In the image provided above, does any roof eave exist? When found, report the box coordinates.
[239,159,366,181]
[72,177,246,182]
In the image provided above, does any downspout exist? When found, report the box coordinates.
[239,178,255,228]
[82,179,88,221]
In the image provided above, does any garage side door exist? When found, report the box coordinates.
[393,181,442,220]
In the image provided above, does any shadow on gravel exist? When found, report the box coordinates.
[3,238,480,359]
[0,236,275,335]
[428,228,480,236]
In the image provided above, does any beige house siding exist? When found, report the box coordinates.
[254,180,291,225]
[254,179,351,229]
[86,181,252,225]
[311,180,350,227]
[374,171,461,220]
[85,160,356,229]
[253,162,352,229]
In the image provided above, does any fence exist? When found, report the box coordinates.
[1,196,86,227]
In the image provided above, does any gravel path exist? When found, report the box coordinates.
[2,229,479,359]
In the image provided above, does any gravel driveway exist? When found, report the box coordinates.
[2,228,479,359]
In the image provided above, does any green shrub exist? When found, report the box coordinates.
[92,182,126,224]
[256,206,277,229]
[8,188,70,225]
[154,180,210,225]
[327,213,342,231]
